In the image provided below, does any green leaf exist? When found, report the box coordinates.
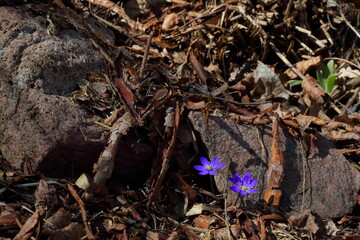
[316,60,337,93]
[327,60,335,75]
[287,79,303,86]
[320,61,330,78]
[324,74,337,93]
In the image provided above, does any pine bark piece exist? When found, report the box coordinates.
[263,117,284,207]
[93,112,137,188]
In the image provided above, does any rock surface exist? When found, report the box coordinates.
[0,5,107,176]
[189,111,360,218]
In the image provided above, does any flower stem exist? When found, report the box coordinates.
[210,175,215,193]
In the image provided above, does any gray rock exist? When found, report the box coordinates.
[0,4,107,176]
[189,111,360,218]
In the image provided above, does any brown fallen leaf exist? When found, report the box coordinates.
[213,224,240,240]
[34,179,55,216]
[49,223,84,240]
[67,184,95,239]
[190,55,210,86]
[289,210,326,236]
[193,215,217,229]
[146,231,169,240]
[253,61,294,100]
[295,114,327,129]
[162,13,179,30]
[285,56,322,79]
[85,0,144,31]
[322,128,359,141]
[172,173,197,204]
[185,100,206,110]
[301,74,325,101]
[238,212,259,240]
[14,209,39,240]
[101,219,126,233]
[45,208,71,229]
[147,102,182,207]
[164,106,175,137]
[113,77,142,125]
[258,213,287,240]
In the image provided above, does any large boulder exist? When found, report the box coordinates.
[189,111,360,219]
[0,4,107,176]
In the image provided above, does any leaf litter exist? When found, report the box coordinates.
[1,0,360,239]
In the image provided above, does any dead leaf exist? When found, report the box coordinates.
[0,204,20,226]
[164,106,175,137]
[34,179,55,216]
[101,219,126,233]
[334,113,360,126]
[147,102,182,207]
[301,74,325,101]
[322,128,360,141]
[46,208,71,229]
[162,13,178,30]
[325,220,339,236]
[67,184,95,239]
[258,213,287,240]
[338,66,360,79]
[193,215,217,229]
[49,223,84,240]
[185,203,220,217]
[253,61,294,99]
[190,55,209,86]
[296,114,327,129]
[289,210,326,236]
[114,77,142,125]
[186,100,206,110]
[285,56,322,79]
[146,231,169,240]
[14,209,39,240]
[213,225,240,240]
[85,0,145,31]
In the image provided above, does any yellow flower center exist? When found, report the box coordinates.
[241,186,248,191]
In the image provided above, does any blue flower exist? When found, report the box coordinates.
[194,157,225,175]
[229,172,258,195]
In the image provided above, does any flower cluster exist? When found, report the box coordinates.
[194,157,258,196]
[229,172,258,195]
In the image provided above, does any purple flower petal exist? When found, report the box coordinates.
[248,179,258,188]
[230,185,240,193]
[239,190,249,195]
[194,165,207,171]
[242,172,251,183]
[209,170,217,175]
[213,162,225,170]
[247,189,258,194]
[211,157,219,165]
[198,171,209,175]
[200,157,210,166]
[229,173,241,184]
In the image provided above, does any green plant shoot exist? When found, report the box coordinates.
[287,60,338,94]
[316,60,337,94]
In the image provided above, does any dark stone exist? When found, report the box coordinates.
[0,4,108,176]
[189,111,360,218]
